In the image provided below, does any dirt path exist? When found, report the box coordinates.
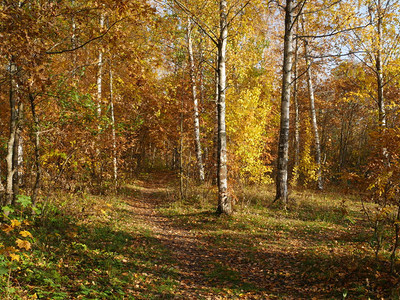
[122,172,372,299]
[123,172,307,299]
[127,173,221,298]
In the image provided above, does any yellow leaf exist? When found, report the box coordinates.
[16,239,31,250]
[20,230,33,238]
[31,293,38,299]
[10,220,21,228]
[9,253,20,261]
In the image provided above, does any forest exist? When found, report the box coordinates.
[1,0,400,298]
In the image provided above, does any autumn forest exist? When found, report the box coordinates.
[1,0,400,298]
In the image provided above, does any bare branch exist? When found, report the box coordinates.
[46,18,125,55]
[172,0,218,45]
[296,23,371,39]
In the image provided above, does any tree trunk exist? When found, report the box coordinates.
[29,93,41,206]
[216,0,231,215]
[96,13,105,117]
[12,102,23,201]
[109,64,118,189]
[5,59,18,206]
[187,17,205,182]
[304,40,323,190]
[376,0,386,128]
[71,0,78,83]
[213,63,219,185]
[179,89,184,201]
[275,0,295,207]
[292,24,300,185]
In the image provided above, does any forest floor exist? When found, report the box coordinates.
[3,170,400,299]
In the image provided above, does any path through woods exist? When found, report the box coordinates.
[120,171,380,299]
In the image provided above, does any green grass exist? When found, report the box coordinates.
[0,174,397,299]
[0,189,180,299]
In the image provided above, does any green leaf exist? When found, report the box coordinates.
[2,206,14,214]
[16,195,32,208]
[0,267,8,276]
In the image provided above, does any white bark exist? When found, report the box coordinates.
[217,0,231,214]
[276,0,295,207]
[109,64,118,188]
[292,30,300,182]
[187,17,205,182]
[5,60,18,206]
[304,40,323,190]
[96,13,105,117]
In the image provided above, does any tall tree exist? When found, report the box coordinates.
[187,17,205,182]
[275,0,298,207]
[304,38,323,190]
[216,0,230,214]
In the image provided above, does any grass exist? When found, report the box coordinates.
[158,180,394,299]
[1,172,398,299]
[1,188,180,299]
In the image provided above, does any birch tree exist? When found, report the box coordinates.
[171,0,251,214]
[187,17,205,182]
[275,0,298,207]
[303,38,323,190]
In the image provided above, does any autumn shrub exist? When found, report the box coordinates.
[0,195,36,298]
[364,128,400,271]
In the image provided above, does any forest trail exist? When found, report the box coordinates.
[121,171,355,299]
[126,172,220,298]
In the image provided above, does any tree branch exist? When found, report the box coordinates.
[46,18,125,55]
[296,23,371,39]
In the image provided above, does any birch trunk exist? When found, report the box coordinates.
[109,65,118,188]
[12,102,23,199]
[96,13,105,117]
[5,59,18,206]
[275,0,294,207]
[216,0,231,215]
[304,41,323,190]
[292,26,300,184]
[187,17,205,182]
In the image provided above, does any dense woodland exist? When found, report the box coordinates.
[2,0,400,298]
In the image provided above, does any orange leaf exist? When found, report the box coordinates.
[16,239,31,250]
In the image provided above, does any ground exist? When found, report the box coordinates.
[2,171,400,299]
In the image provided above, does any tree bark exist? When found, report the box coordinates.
[216,0,231,215]
[376,0,386,128]
[304,40,323,190]
[292,24,300,185]
[96,13,105,117]
[275,0,295,207]
[187,17,205,182]
[29,93,41,206]
[12,102,23,201]
[5,59,19,206]
[109,63,118,189]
